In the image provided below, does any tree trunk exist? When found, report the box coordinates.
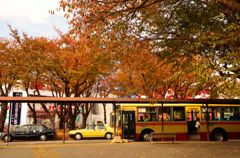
[41,103,55,128]
[32,110,37,124]
[69,116,76,130]
[27,103,37,124]
[50,115,56,129]
[103,103,107,124]
[0,102,8,132]
[58,106,64,129]
[59,117,64,129]
[81,114,88,128]
[80,103,94,128]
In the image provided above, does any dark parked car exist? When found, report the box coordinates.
[0,124,56,142]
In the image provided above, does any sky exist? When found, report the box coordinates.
[0,0,69,38]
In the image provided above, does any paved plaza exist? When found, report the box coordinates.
[1,140,240,158]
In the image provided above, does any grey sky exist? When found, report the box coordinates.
[0,0,69,38]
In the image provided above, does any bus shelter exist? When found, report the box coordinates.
[0,97,239,144]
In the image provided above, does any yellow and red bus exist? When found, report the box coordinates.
[117,101,240,141]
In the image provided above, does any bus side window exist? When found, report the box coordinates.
[151,113,157,121]
[144,114,149,121]
[159,107,171,121]
[138,107,157,122]
[173,107,185,121]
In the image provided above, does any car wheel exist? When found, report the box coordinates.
[105,133,113,140]
[3,135,12,142]
[39,134,47,141]
[212,130,227,142]
[75,133,82,140]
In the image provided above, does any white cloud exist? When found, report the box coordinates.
[0,0,68,37]
[0,0,61,24]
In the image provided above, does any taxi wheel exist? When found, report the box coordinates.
[75,133,82,140]
[105,133,113,140]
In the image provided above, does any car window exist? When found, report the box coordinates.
[86,125,95,130]
[40,124,48,130]
[15,125,30,132]
[96,124,106,130]
[32,125,44,132]
[24,125,31,132]
[13,126,21,132]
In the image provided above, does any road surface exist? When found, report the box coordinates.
[0,140,240,158]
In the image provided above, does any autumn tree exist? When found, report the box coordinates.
[9,28,60,128]
[44,32,114,129]
[96,76,112,124]
[0,38,20,131]
[3,26,114,129]
[58,0,240,98]
[111,37,211,99]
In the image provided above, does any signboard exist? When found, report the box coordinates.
[11,92,22,125]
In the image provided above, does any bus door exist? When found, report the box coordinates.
[122,111,136,140]
[187,107,200,136]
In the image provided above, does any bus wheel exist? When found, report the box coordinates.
[141,130,153,141]
[212,129,227,142]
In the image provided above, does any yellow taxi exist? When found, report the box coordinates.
[69,124,114,140]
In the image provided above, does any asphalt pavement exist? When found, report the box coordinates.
[1,140,240,158]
